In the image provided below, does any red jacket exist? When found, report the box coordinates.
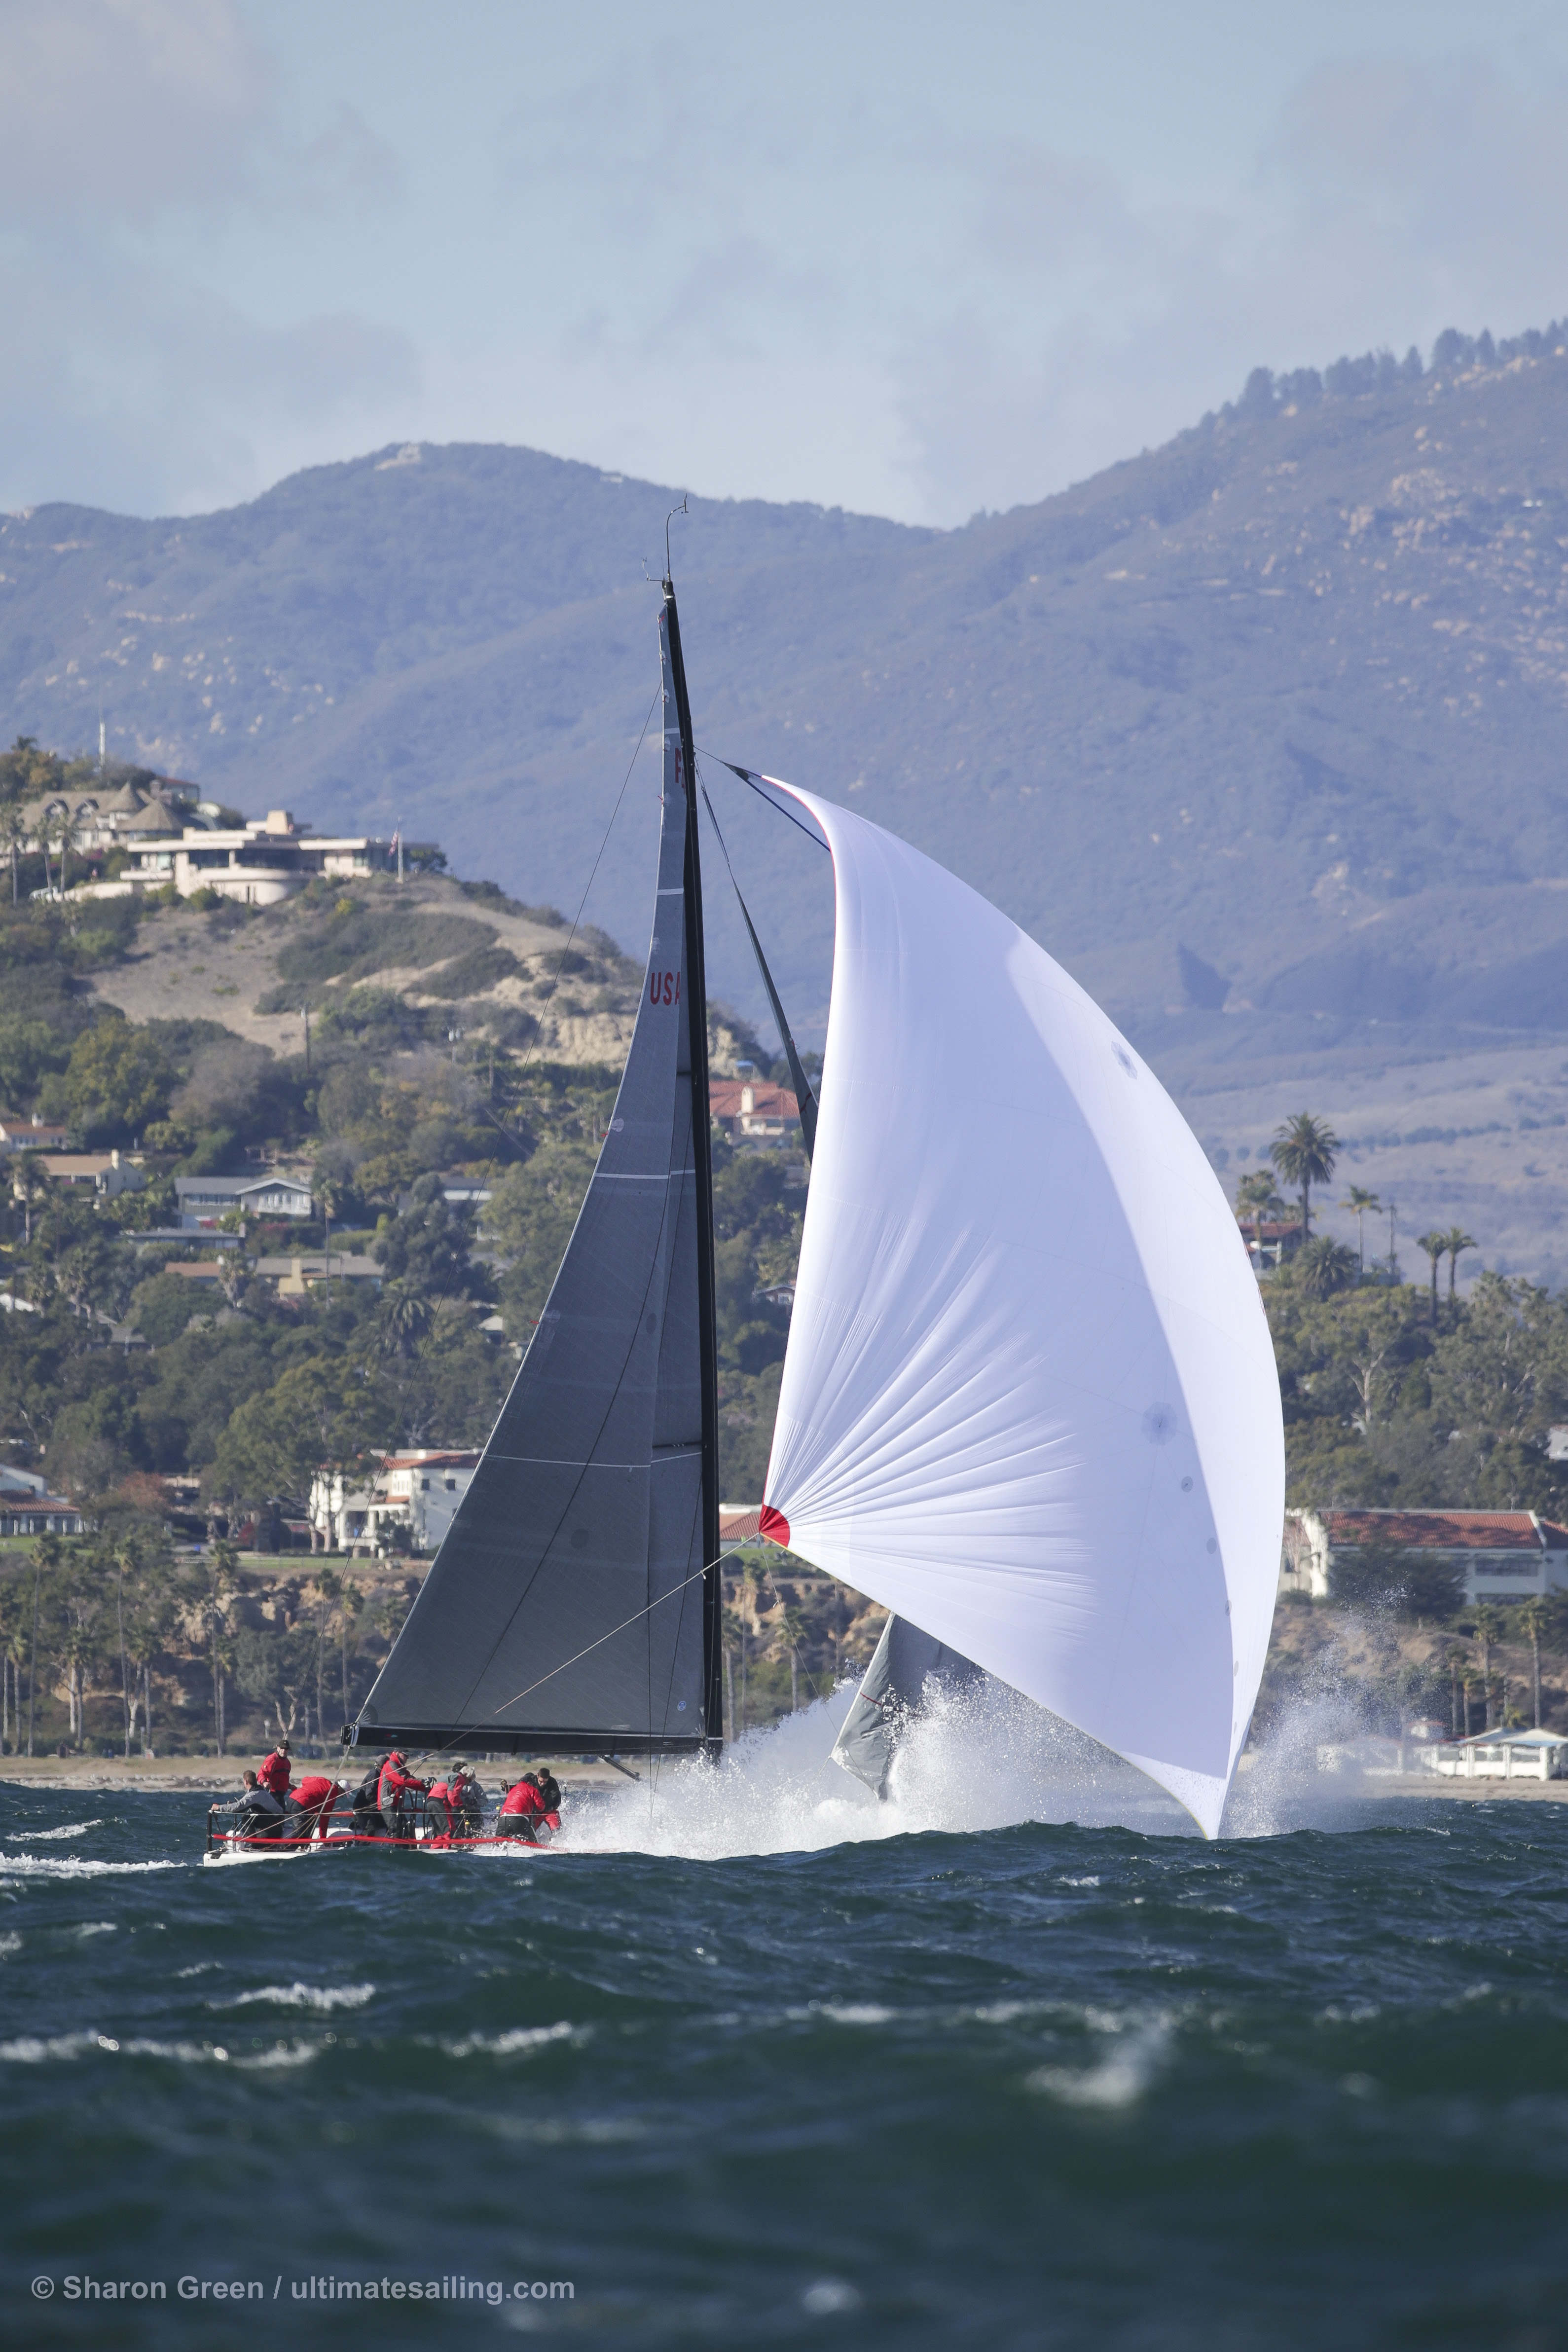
[257,1750,292,1799]
[292,1776,339,1818]
[501,1781,560,1829]
[378,1760,427,1809]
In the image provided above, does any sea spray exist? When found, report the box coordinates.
[573,1628,1419,1858]
[569,1676,1193,1860]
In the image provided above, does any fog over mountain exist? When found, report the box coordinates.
[7,324,1568,1273]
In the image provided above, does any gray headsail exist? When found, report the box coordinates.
[347,582,721,1760]
[832,1616,985,1798]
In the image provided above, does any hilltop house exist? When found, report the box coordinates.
[78,806,398,907]
[309,1451,479,1556]
[709,1075,800,1147]
[174,1173,313,1228]
[1283,1508,1568,1605]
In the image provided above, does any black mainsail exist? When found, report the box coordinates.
[347,581,722,1761]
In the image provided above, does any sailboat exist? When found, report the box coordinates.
[325,572,1283,1843]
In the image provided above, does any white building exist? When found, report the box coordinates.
[13,1150,145,1201]
[174,1173,313,1228]
[0,1112,72,1152]
[1282,1509,1568,1605]
[1419,1727,1568,1780]
[309,1450,479,1556]
[82,808,398,907]
[0,1464,84,1537]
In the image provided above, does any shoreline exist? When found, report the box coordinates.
[0,1755,634,1795]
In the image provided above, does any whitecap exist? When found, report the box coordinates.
[0,2032,101,2063]
[792,2002,895,2027]
[441,2021,583,2058]
[0,1933,20,1958]
[1027,2018,1172,2109]
[6,1819,102,1841]
[222,1982,374,2014]
[802,2281,862,2316]
[235,2041,319,2071]
[73,1922,116,1939]
[0,1856,178,1880]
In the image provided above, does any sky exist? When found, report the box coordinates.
[5,0,1568,527]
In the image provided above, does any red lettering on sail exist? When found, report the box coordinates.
[649,971,680,1006]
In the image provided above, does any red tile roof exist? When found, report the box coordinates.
[1324,1509,1566,1552]
[709,1079,798,1123]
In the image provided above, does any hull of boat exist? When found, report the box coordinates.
[202,1831,563,1865]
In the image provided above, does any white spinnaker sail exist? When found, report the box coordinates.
[758,781,1284,1838]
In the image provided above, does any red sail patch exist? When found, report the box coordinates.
[758,1504,791,1548]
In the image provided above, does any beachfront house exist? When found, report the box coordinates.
[1282,1509,1568,1605]
[1418,1727,1568,1780]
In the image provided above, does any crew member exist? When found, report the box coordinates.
[534,1767,562,1822]
[377,1750,428,1839]
[426,1765,481,1841]
[229,1768,286,1841]
[349,1756,387,1837]
[497,1771,561,1843]
[449,1765,484,1835]
[286,1775,342,1840]
[256,1740,293,1801]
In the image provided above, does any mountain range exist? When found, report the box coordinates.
[6,327,1568,1275]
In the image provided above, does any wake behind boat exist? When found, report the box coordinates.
[200,555,1283,1859]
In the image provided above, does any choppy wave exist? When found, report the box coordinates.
[222,1982,375,2013]
[0,1854,179,1879]
[5,1818,102,1841]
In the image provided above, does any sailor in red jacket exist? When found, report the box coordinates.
[257,1741,292,1801]
[286,1775,342,1840]
[426,1766,481,1841]
[497,1771,562,1843]
[376,1751,427,1838]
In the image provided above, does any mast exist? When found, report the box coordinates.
[663,577,723,1759]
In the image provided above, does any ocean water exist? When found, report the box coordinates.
[3,1691,1568,2351]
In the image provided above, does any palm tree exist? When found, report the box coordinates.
[1442,1228,1476,1320]
[377,1284,431,1359]
[1472,1603,1503,1730]
[1341,1185,1382,1272]
[1520,1598,1549,1728]
[1417,1232,1446,1326]
[0,801,26,906]
[1447,1644,1467,1738]
[12,1150,52,1248]
[1295,1237,1359,1300]
[51,804,80,900]
[315,1174,344,1292]
[1236,1171,1284,1271]
[779,1604,807,1712]
[1270,1113,1340,1249]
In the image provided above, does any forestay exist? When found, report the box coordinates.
[759,783,1284,1837]
[352,601,715,1758]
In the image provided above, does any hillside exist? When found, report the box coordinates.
[8,326,1568,1271]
